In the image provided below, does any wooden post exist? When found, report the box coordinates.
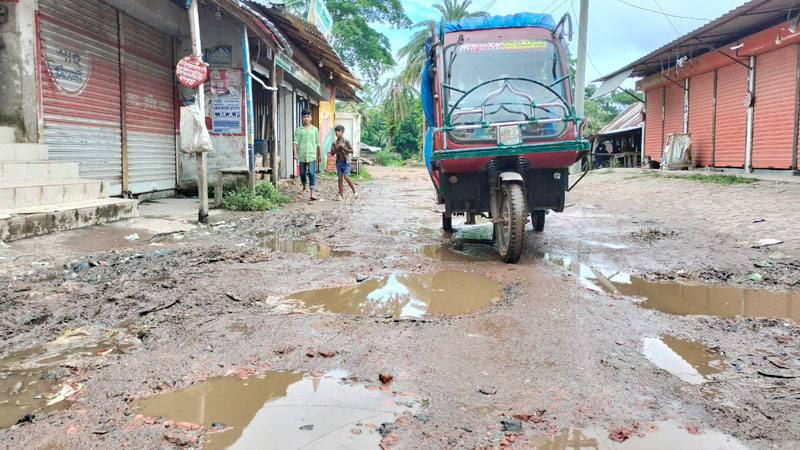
[188,0,208,223]
[270,57,278,185]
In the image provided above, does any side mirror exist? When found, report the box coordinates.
[554,13,573,42]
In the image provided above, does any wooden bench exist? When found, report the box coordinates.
[214,166,273,206]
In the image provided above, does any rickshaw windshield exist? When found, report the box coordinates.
[443,38,568,143]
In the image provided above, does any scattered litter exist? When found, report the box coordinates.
[97,349,113,356]
[609,426,634,442]
[379,373,394,384]
[73,262,91,272]
[356,274,368,282]
[501,418,522,433]
[236,243,246,247]
[30,261,50,267]
[367,182,376,185]
[89,260,108,267]
[753,219,766,223]
[754,261,774,268]
[0,240,8,248]
[124,233,140,241]
[752,239,782,248]
[299,424,314,431]
[45,382,83,406]
[749,273,764,282]
[478,387,497,395]
[225,292,242,302]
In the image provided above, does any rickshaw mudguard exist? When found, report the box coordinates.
[431,139,590,161]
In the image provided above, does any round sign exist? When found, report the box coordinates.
[176,56,208,87]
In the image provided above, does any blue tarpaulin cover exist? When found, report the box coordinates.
[443,13,555,34]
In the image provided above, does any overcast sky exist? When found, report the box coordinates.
[372,0,749,86]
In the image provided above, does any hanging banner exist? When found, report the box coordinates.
[176,55,208,87]
[307,0,333,41]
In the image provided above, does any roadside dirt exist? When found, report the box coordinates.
[0,167,798,449]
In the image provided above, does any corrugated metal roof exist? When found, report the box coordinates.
[596,0,796,82]
[245,1,362,91]
[596,102,643,136]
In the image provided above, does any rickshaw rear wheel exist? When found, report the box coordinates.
[532,210,545,232]
[495,183,526,263]
[442,213,453,232]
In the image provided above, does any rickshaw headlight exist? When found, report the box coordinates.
[553,172,562,180]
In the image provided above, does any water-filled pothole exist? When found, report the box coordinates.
[548,255,800,322]
[642,335,726,385]
[418,242,496,262]
[137,370,418,450]
[285,271,503,317]
[253,231,353,258]
[528,421,747,449]
[0,326,140,428]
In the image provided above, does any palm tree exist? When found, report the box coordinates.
[397,0,489,85]
[375,72,419,149]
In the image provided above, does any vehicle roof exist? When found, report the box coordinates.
[443,13,555,34]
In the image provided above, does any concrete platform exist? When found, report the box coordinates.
[0,198,139,241]
[0,126,15,144]
[0,161,80,182]
[0,179,108,209]
[0,143,48,161]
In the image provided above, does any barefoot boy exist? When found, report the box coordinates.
[330,125,358,201]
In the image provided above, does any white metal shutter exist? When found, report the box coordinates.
[38,0,123,194]
[121,14,177,194]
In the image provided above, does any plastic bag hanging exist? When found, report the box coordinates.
[179,103,213,153]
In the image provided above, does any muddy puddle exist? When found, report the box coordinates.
[0,326,141,428]
[137,370,418,450]
[418,242,496,262]
[548,255,800,323]
[253,231,353,258]
[285,271,503,317]
[642,335,725,385]
[528,421,747,449]
[387,226,439,237]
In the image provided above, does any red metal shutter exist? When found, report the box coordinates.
[663,82,684,147]
[752,45,797,169]
[644,87,663,159]
[38,0,123,193]
[121,15,177,194]
[687,71,714,166]
[714,63,748,167]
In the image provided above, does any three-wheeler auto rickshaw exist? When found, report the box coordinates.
[421,12,590,263]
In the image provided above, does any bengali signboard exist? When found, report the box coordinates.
[176,56,208,87]
[307,0,333,41]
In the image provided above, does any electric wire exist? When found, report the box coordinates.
[569,0,602,77]
[653,0,681,36]
[613,0,710,21]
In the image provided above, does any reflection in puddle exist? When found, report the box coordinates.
[418,242,496,262]
[529,421,747,449]
[138,370,417,450]
[547,255,800,323]
[642,336,725,385]
[254,231,352,258]
[585,240,630,250]
[286,271,503,317]
[387,226,439,238]
[0,326,141,428]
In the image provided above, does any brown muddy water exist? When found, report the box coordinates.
[528,421,747,449]
[0,326,141,428]
[285,271,503,317]
[418,242,497,262]
[641,335,726,385]
[548,255,800,323]
[137,370,418,450]
[253,231,353,258]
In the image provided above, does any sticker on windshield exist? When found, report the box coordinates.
[458,40,547,53]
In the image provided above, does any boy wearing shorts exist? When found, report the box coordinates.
[330,125,358,201]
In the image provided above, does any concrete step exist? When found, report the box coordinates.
[0,127,15,145]
[0,143,49,161]
[0,179,108,209]
[0,161,80,182]
[0,198,139,241]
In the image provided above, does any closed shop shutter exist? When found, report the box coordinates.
[663,82,684,147]
[714,63,748,167]
[687,71,715,166]
[121,15,177,193]
[752,45,797,169]
[38,0,123,194]
[644,87,663,159]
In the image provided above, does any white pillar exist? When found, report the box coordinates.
[188,0,208,222]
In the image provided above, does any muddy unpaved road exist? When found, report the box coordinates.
[0,167,799,449]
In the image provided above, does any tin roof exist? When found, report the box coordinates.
[245,1,362,91]
[596,102,643,136]
[596,0,797,82]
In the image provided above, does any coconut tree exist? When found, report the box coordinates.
[373,71,420,150]
[397,0,489,85]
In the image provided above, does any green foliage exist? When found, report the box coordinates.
[375,150,403,166]
[255,181,292,204]
[222,185,272,211]
[322,167,372,181]
[647,172,758,184]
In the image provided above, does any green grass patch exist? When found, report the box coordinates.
[221,181,292,211]
[647,172,757,184]
[321,167,372,181]
[375,150,403,166]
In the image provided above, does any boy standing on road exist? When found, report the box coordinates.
[330,125,358,201]
[293,109,321,201]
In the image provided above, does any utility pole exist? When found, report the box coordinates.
[571,0,589,175]
[188,0,209,223]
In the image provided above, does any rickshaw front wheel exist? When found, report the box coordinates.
[495,183,526,263]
